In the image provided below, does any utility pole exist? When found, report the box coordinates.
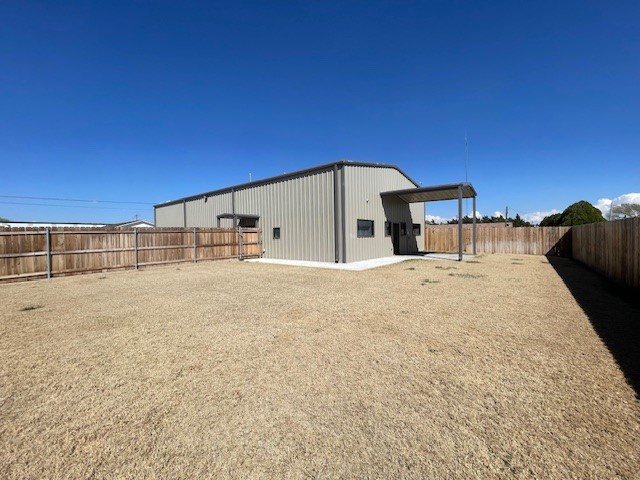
[505,206,509,226]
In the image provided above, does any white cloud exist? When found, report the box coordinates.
[595,193,640,219]
[493,211,504,218]
[425,214,446,224]
[522,209,560,225]
[426,211,486,223]
[618,192,640,203]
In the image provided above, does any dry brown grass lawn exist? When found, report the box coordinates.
[1,255,638,479]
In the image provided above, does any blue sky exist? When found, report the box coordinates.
[1,1,638,223]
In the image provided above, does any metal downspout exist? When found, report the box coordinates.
[340,165,346,263]
[231,188,237,228]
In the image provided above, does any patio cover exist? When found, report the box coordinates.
[380,182,478,261]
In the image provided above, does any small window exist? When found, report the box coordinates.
[412,223,421,236]
[400,222,407,236]
[273,227,281,239]
[357,219,374,238]
[384,221,391,237]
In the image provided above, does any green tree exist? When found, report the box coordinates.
[444,214,530,226]
[561,201,606,225]
[539,213,562,227]
[512,213,532,227]
[540,201,605,226]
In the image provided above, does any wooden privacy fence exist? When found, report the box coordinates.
[572,217,639,290]
[425,225,572,256]
[0,227,262,282]
[426,219,639,290]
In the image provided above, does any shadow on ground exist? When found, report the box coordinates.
[547,256,640,398]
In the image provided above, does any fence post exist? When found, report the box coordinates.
[134,228,138,270]
[45,228,52,279]
[239,227,243,261]
[193,227,197,263]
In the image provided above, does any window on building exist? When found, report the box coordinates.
[400,222,407,236]
[412,223,421,236]
[357,219,374,238]
[273,227,281,239]
[384,221,391,237]
[239,217,259,228]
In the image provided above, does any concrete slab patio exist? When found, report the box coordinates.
[246,253,476,271]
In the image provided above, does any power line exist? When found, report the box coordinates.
[0,195,155,205]
[0,201,145,211]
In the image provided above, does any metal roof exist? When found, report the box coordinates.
[154,160,420,208]
[380,182,477,203]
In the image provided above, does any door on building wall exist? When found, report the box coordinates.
[392,223,400,255]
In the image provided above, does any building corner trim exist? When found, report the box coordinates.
[333,164,340,263]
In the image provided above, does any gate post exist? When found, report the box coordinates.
[134,228,139,270]
[45,228,52,279]
[193,227,197,263]
[239,227,243,260]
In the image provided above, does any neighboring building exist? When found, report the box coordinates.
[0,221,107,228]
[111,219,155,229]
[154,160,426,263]
[0,219,154,229]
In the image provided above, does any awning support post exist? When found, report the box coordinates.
[472,195,477,255]
[458,185,463,261]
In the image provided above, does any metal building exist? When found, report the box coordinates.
[154,160,426,263]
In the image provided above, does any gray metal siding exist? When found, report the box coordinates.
[155,163,424,262]
[409,202,425,248]
[185,193,233,228]
[154,169,336,262]
[234,170,335,262]
[344,165,424,262]
[155,202,185,227]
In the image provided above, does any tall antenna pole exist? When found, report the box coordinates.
[464,129,469,183]
[464,130,469,217]
[609,199,614,220]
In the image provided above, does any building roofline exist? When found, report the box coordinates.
[110,219,154,227]
[154,160,420,208]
